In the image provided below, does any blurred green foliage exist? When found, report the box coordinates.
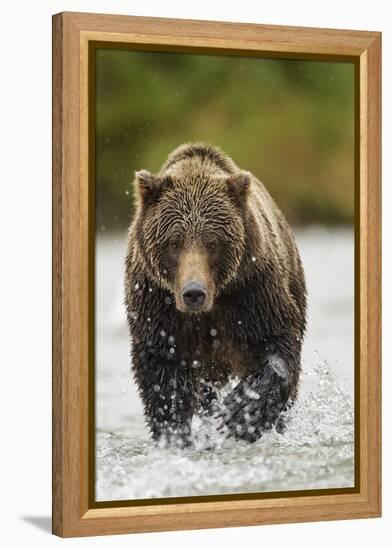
[95,48,354,230]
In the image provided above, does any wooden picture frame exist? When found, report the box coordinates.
[52,11,381,537]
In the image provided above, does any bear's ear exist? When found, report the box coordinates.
[226,171,251,205]
[134,170,170,205]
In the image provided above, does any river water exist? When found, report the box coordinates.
[95,227,355,501]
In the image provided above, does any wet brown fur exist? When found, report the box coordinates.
[125,143,307,445]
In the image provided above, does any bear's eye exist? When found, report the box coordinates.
[206,241,218,253]
[169,239,181,252]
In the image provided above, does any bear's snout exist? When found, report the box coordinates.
[182,281,207,310]
[175,248,215,313]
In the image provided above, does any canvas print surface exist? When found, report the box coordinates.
[94,49,355,501]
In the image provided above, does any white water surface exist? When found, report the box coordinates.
[96,227,354,501]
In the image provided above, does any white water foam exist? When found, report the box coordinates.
[96,362,354,500]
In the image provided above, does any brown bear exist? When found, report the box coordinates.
[124,143,306,447]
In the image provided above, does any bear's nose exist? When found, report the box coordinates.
[182,282,206,309]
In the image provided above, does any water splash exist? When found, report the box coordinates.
[96,361,354,501]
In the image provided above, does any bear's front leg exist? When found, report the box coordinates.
[132,344,195,448]
[218,345,299,443]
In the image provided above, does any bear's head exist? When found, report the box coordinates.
[133,167,252,314]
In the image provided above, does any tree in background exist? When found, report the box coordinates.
[95,49,354,231]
